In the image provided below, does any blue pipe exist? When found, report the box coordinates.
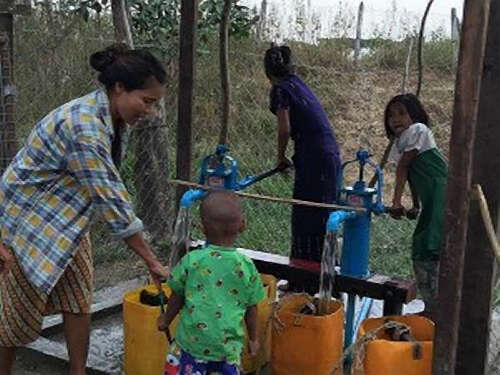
[354,297,373,336]
[345,294,357,349]
[326,210,357,232]
[180,189,208,208]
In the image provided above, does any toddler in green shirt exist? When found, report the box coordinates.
[158,190,265,375]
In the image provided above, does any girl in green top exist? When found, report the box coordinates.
[385,93,448,320]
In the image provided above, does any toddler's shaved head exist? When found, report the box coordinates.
[200,191,245,243]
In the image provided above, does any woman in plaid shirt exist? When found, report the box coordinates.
[0,44,169,375]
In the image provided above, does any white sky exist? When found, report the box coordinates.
[241,0,464,17]
[241,0,465,40]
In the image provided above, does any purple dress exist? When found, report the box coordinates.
[270,74,341,262]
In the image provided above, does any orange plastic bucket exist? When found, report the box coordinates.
[354,315,435,375]
[271,294,344,375]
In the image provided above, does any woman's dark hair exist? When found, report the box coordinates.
[90,43,167,91]
[384,93,430,138]
[264,44,294,79]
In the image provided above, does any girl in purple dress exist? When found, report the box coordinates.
[264,45,341,264]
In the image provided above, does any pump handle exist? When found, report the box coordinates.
[251,164,290,184]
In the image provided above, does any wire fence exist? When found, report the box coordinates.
[5,2,499,373]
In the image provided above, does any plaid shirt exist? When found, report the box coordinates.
[0,89,142,293]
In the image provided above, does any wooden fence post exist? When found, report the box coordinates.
[176,0,198,206]
[0,2,15,175]
[354,1,364,67]
[455,2,500,373]
[432,0,491,374]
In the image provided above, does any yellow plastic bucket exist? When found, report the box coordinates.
[123,284,178,375]
[354,315,435,375]
[124,275,276,375]
[241,274,277,373]
[271,294,344,375]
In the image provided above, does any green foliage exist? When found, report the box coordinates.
[129,0,181,56]
[129,0,256,55]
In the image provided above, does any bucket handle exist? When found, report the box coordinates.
[384,319,422,360]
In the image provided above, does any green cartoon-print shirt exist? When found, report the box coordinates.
[168,245,266,364]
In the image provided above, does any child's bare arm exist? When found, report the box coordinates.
[157,291,184,331]
[392,150,418,207]
[245,304,259,356]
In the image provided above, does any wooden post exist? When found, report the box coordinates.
[0,2,14,175]
[455,2,499,374]
[416,0,434,98]
[354,1,364,67]
[257,0,267,40]
[432,1,491,374]
[111,0,133,46]
[401,37,414,94]
[176,0,198,205]
[111,0,171,239]
[218,0,231,146]
[451,7,460,68]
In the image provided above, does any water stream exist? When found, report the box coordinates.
[318,230,339,315]
[168,206,191,270]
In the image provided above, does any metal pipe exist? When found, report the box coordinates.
[345,294,357,349]
[354,297,373,335]
[327,210,357,232]
[180,189,207,208]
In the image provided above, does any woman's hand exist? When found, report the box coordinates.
[276,156,293,172]
[147,259,169,288]
[0,242,13,276]
[388,204,406,220]
[124,232,169,287]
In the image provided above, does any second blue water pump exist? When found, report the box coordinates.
[328,149,385,278]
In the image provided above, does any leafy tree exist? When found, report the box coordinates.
[129,0,257,55]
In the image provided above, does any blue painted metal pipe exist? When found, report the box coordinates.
[345,294,357,350]
[327,210,357,232]
[340,193,372,278]
[180,189,208,208]
[354,297,373,336]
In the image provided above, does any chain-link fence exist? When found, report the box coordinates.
[7,1,499,373]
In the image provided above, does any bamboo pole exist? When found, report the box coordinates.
[168,179,367,213]
[473,185,500,263]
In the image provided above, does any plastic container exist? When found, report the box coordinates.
[124,274,276,375]
[123,284,178,375]
[271,294,344,375]
[241,274,277,373]
[354,315,435,375]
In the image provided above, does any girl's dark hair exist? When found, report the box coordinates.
[90,43,167,91]
[384,93,430,138]
[264,44,294,79]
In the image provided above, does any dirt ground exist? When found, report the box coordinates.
[13,349,70,375]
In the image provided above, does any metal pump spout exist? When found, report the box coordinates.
[180,189,208,208]
[326,210,357,232]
